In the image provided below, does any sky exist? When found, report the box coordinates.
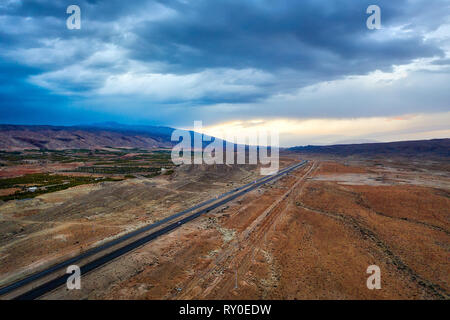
[0,0,449,146]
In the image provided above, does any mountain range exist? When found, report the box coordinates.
[0,123,448,158]
[0,123,176,151]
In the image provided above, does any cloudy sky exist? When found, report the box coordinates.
[0,0,449,146]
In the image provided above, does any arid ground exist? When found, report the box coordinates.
[0,152,287,288]
[3,154,444,300]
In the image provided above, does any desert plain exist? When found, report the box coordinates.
[1,149,448,300]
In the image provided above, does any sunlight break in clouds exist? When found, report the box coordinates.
[198,112,450,147]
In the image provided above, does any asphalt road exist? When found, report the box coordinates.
[1,160,307,300]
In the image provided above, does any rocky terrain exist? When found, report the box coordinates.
[0,124,176,151]
[35,156,449,300]
[0,159,284,287]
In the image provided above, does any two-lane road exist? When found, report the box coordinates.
[1,160,308,300]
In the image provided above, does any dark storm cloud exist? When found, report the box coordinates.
[130,0,443,76]
[0,0,449,125]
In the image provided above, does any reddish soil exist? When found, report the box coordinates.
[43,159,449,300]
[2,157,447,300]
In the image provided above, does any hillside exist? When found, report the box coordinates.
[0,123,176,151]
[288,139,450,158]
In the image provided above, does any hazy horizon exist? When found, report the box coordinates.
[1,120,448,148]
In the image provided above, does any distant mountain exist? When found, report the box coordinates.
[288,139,450,158]
[83,122,175,140]
[0,124,178,150]
[2,124,448,157]
[331,138,379,145]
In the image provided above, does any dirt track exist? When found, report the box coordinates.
[2,156,448,300]
[0,162,272,286]
[40,158,449,300]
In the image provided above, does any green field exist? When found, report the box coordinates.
[0,173,123,201]
[0,148,176,201]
